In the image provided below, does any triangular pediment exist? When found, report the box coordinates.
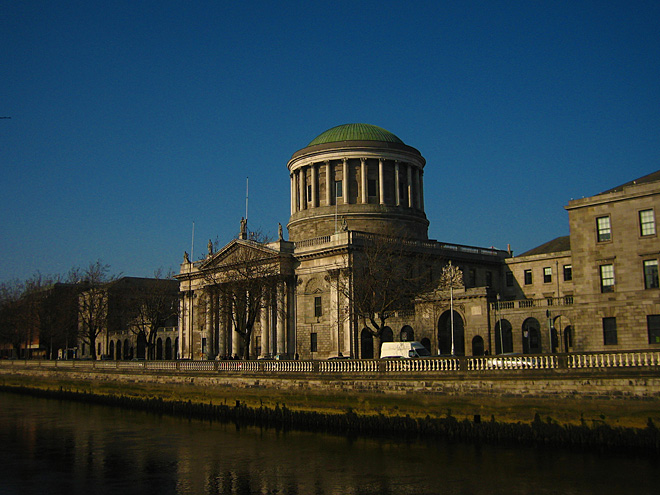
[200,239,281,270]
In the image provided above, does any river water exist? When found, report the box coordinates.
[0,392,657,495]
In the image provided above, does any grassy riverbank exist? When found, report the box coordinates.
[2,372,660,430]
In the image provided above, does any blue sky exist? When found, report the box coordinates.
[2,1,659,282]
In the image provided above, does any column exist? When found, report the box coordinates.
[276,281,286,355]
[419,170,425,212]
[407,164,413,208]
[342,159,349,204]
[394,161,401,206]
[378,159,385,205]
[290,174,296,214]
[218,294,227,358]
[311,163,317,207]
[415,167,421,210]
[178,296,184,360]
[298,168,306,211]
[231,298,240,358]
[325,161,332,206]
[205,292,213,359]
[360,158,367,204]
[260,291,270,358]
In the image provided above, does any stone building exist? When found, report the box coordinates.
[176,124,660,360]
[78,277,179,360]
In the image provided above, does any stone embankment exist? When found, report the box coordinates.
[2,352,660,453]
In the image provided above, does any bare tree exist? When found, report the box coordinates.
[0,280,27,358]
[333,230,439,358]
[128,270,179,360]
[202,234,282,360]
[77,260,115,360]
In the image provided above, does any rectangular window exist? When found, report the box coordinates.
[543,267,552,283]
[640,209,656,236]
[505,272,514,287]
[644,259,659,289]
[307,184,312,202]
[368,179,377,197]
[597,216,611,242]
[563,264,573,281]
[603,317,618,345]
[524,269,533,285]
[335,180,343,198]
[201,337,207,354]
[314,296,322,317]
[648,315,660,344]
[600,264,615,293]
[310,332,318,353]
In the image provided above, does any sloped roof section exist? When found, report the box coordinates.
[599,170,660,195]
[518,236,571,257]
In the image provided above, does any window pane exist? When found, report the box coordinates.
[563,265,572,281]
[524,270,532,285]
[644,260,659,289]
[314,296,322,317]
[648,315,660,344]
[603,317,617,345]
[543,267,552,283]
[597,216,611,242]
[335,180,342,198]
[640,209,656,236]
[600,264,614,292]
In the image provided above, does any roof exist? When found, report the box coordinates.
[518,236,571,257]
[308,123,404,146]
[599,170,660,195]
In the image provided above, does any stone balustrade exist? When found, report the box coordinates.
[5,350,660,374]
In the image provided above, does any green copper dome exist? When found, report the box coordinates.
[308,123,404,146]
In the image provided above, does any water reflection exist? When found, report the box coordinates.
[0,392,658,495]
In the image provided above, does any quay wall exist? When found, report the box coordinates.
[2,359,660,402]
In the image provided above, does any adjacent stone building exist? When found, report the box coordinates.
[176,124,660,360]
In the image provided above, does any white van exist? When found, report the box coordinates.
[380,341,431,359]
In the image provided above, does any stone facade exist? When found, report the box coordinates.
[176,124,660,360]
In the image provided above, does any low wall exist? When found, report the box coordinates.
[2,357,660,402]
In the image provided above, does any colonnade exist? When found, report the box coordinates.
[179,280,293,360]
[290,158,424,214]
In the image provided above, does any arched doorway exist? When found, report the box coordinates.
[472,335,485,356]
[156,338,163,360]
[438,310,465,356]
[522,318,541,354]
[381,326,393,343]
[420,337,431,354]
[564,325,573,351]
[137,333,147,359]
[123,339,131,360]
[109,340,115,360]
[165,337,173,360]
[495,319,513,354]
[361,328,374,359]
[116,340,122,360]
[400,325,414,342]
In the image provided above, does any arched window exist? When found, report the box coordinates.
[381,326,393,343]
[471,335,485,356]
[495,319,513,354]
[437,310,465,356]
[420,338,432,354]
[400,325,414,342]
[165,337,173,360]
[522,318,541,354]
[361,328,374,359]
